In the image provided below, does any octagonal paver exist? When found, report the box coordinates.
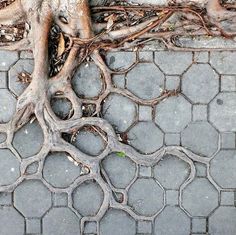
[154,206,190,235]
[181,121,219,157]
[0,207,24,235]
[182,178,218,216]
[0,89,16,123]
[9,59,34,96]
[0,51,18,71]
[155,51,192,75]
[43,207,81,235]
[209,92,236,132]
[153,154,190,189]
[13,120,44,158]
[128,121,163,154]
[0,149,20,186]
[100,209,136,235]
[43,152,81,188]
[128,178,164,216]
[182,64,219,104]
[73,180,104,216]
[155,95,192,132]
[102,94,137,132]
[51,97,72,120]
[126,63,165,99]
[72,63,103,98]
[102,153,136,189]
[14,179,51,217]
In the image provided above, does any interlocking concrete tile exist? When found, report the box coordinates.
[182,178,218,216]
[165,75,180,90]
[155,51,192,75]
[195,162,207,177]
[84,221,97,234]
[128,178,164,216]
[139,105,152,121]
[51,97,72,120]
[0,132,7,143]
[137,221,152,234]
[209,206,236,235]
[20,51,33,59]
[25,161,39,175]
[100,209,136,235]
[14,179,51,217]
[166,190,179,206]
[165,133,181,146]
[13,120,44,158]
[193,105,208,121]
[112,74,125,88]
[194,51,209,63]
[139,51,153,62]
[43,152,81,188]
[182,64,219,104]
[221,75,236,91]
[9,59,34,96]
[192,218,207,233]
[221,132,235,149]
[53,192,68,206]
[155,95,192,132]
[126,63,165,99]
[0,149,20,186]
[43,207,81,235]
[102,153,136,188]
[26,218,41,234]
[220,191,235,206]
[0,51,18,71]
[127,121,164,154]
[0,192,12,205]
[154,206,191,235]
[154,154,190,189]
[0,206,24,235]
[72,180,104,216]
[181,121,219,157]
[102,93,137,132]
[0,71,7,88]
[139,166,152,177]
[72,63,103,98]
[210,150,236,188]
[0,89,16,123]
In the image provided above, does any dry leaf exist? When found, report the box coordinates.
[57,33,65,57]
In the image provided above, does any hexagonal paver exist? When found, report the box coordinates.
[182,64,219,104]
[0,149,20,186]
[155,95,192,132]
[209,206,236,235]
[154,206,190,235]
[72,63,102,98]
[102,153,136,189]
[210,150,236,188]
[0,207,24,235]
[100,209,135,235]
[182,178,218,216]
[126,63,165,99]
[0,89,16,123]
[102,94,137,132]
[73,180,104,216]
[181,121,219,157]
[14,179,51,217]
[43,152,81,188]
[51,97,72,120]
[0,51,18,71]
[209,93,236,132]
[43,207,81,235]
[128,178,164,216]
[155,51,192,75]
[13,120,44,158]
[153,154,190,189]
[9,59,34,96]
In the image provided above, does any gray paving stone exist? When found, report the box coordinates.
[139,105,152,121]
[220,191,235,206]
[192,218,207,233]
[210,150,236,188]
[137,221,152,234]
[20,51,34,59]
[182,64,219,104]
[0,206,24,235]
[13,120,44,158]
[0,132,7,143]
[221,132,235,149]
[182,178,218,216]
[126,63,165,99]
[102,153,136,188]
[0,51,18,71]
[84,221,97,234]
[51,97,72,120]
[165,133,180,146]
[154,154,190,189]
[221,75,236,91]
[14,179,51,217]
[166,190,179,205]
[72,180,103,216]
[195,162,207,177]
[128,178,164,216]
[0,89,16,123]
[139,51,153,62]
[0,192,12,205]
[127,121,164,154]
[155,51,192,75]
[194,51,209,63]
[53,192,68,206]
[102,93,137,132]
[100,209,136,235]
[26,218,41,234]
[25,161,39,175]
[0,149,20,186]
[112,74,125,88]
[154,206,191,235]
[181,121,219,157]
[43,152,81,188]
[155,95,192,132]
[8,59,34,96]
[72,63,103,98]
[43,207,81,235]
[209,206,236,235]
[0,71,7,88]
[139,166,152,177]
[193,105,208,121]
[165,75,180,90]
